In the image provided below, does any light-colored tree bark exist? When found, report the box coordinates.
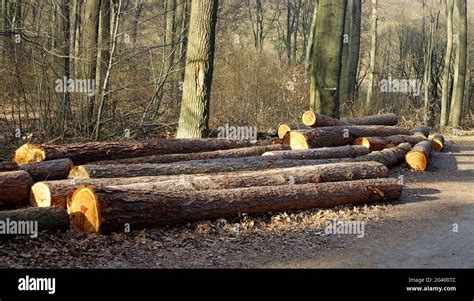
[365,0,377,109]
[83,0,101,132]
[309,0,347,117]
[94,0,115,140]
[448,0,467,127]
[340,0,361,105]
[423,6,438,126]
[176,0,218,138]
[304,0,318,76]
[440,0,454,127]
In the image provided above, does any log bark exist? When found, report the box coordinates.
[355,143,412,168]
[406,140,432,171]
[284,125,410,149]
[302,112,398,128]
[92,144,290,165]
[32,161,387,209]
[409,126,430,138]
[13,139,269,165]
[354,135,426,151]
[107,161,388,192]
[302,111,351,127]
[20,158,73,181]
[31,176,184,209]
[0,171,34,209]
[431,134,445,152]
[0,162,18,172]
[345,113,397,126]
[0,207,69,237]
[70,178,402,233]
[262,145,369,159]
[68,157,346,179]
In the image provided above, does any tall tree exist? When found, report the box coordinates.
[340,0,361,105]
[365,0,377,108]
[440,0,454,127]
[131,0,143,45]
[83,0,100,132]
[449,0,467,127]
[176,0,218,138]
[163,0,176,75]
[309,0,347,118]
[423,6,438,126]
[94,0,114,140]
[304,0,318,76]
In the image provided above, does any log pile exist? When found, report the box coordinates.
[0,112,447,235]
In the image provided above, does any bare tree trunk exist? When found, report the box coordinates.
[286,0,292,65]
[448,0,467,128]
[83,0,100,134]
[340,0,361,105]
[309,0,347,117]
[304,0,318,76]
[93,0,112,140]
[176,0,218,138]
[292,0,301,62]
[365,0,378,109]
[131,0,143,44]
[423,16,434,126]
[440,0,454,127]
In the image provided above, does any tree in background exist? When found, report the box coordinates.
[365,0,377,109]
[449,0,467,128]
[440,0,454,127]
[340,0,361,106]
[176,0,218,138]
[309,0,347,118]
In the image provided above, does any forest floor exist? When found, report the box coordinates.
[0,136,473,268]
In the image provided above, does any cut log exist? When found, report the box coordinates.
[93,144,290,165]
[277,123,304,139]
[284,126,410,150]
[32,161,387,209]
[405,140,432,171]
[262,145,370,159]
[355,143,412,168]
[13,138,269,165]
[344,113,398,126]
[430,134,445,152]
[31,176,183,209]
[0,207,69,236]
[0,171,34,209]
[409,126,430,138]
[302,112,398,127]
[354,135,426,151]
[302,111,350,127]
[70,178,402,233]
[69,157,341,179]
[20,158,73,182]
[0,162,18,172]
[107,161,388,192]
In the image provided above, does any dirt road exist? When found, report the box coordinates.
[0,137,473,268]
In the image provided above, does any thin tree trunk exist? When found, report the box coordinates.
[365,0,378,109]
[448,0,467,127]
[423,16,435,125]
[176,0,218,138]
[340,0,361,105]
[440,0,454,127]
[304,0,318,76]
[83,0,101,133]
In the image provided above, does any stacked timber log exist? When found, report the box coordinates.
[13,138,270,165]
[0,112,448,235]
